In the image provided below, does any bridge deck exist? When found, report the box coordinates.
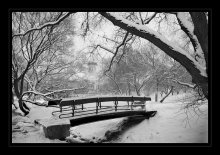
[49,96,155,126]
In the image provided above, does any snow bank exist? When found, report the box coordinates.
[12,125,66,143]
[27,106,59,122]
[70,117,125,141]
[12,106,66,143]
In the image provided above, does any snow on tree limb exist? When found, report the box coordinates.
[22,99,48,106]
[21,91,53,100]
[176,13,204,60]
[176,13,194,33]
[99,12,207,78]
[12,12,73,38]
[172,78,196,88]
[21,86,87,102]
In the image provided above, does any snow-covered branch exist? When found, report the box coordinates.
[22,99,48,106]
[12,12,73,38]
[172,79,196,89]
[176,13,194,33]
[99,12,207,79]
[176,13,204,60]
[21,91,53,100]
[21,86,87,102]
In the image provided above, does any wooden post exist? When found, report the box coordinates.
[131,96,134,110]
[115,101,118,111]
[99,102,101,109]
[127,101,129,108]
[96,102,98,114]
[72,105,75,116]
[82,104,83,110]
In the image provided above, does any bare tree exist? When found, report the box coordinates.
[12,12,74,115]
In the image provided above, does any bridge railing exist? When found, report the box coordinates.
[50,96,151,119]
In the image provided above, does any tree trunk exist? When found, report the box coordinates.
[13,78,30,115]
[127,81,131,96]
[160,91,163,97]
[136,90,141,96]
[155,93,158,102]
[18,98,29,116]
[155,78,159,102]
[12,89,17,109]
[160,86,174,103]
[190,12,208,76]
[13,79,21,98]
[198,81,208,99]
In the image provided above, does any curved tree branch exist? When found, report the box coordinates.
[99,12,207,86]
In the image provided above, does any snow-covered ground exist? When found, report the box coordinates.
[118,103,208,143]
[11,92,208,143]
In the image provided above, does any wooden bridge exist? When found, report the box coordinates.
[48,96,157,126]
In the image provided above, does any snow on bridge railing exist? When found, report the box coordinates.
[50,96,151,119]
[59,96,151,107]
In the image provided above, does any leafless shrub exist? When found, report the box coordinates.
[175,89,208,127]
